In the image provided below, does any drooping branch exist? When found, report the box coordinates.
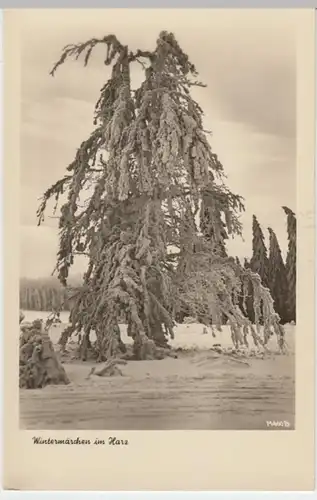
[50,34,126,76]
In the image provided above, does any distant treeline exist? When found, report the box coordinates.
[19,276,81,312]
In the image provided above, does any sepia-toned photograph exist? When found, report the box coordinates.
[18,8,298,432]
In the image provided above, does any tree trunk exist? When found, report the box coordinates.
[94,323,126,362]
[78,331,92,361]
[150,322,169,348]
[132,335,157,360]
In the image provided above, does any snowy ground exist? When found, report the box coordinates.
[20,311,295,430]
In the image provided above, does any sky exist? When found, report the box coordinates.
[20,9,296,279]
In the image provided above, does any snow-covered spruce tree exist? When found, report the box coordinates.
[37,32,285,360]
[250,215,269,288]
[282,206,296,323]
[268,227,289,324]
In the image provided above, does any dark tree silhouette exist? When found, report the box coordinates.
[268,227,289,324]
[282,206,296,322]
[250,215,269,288]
